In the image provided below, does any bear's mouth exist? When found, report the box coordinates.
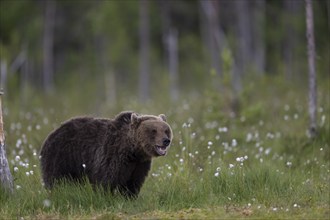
[155,145,168,156]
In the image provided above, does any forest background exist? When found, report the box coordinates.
[0,0,328,106]
[0,0,329,219]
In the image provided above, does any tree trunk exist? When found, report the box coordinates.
[253,0,265,75]
[95,35,117,108]
[283,0,301,79]
[200,0,222,79]
[305,0,317,138]
[139,0,150,103]
[235,0,252,76]
[0,60,7,93]
[0,92,13,193]
[327,0,330,31]
[160,0,179,102]
[43,0,56,94]
[168,28,179,102]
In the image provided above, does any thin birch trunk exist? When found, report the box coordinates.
[0,60,7,93]
[139,0,150,103]
[0,92,13,193]
[168,28,179,102]
[305,0,317,138]
[43,0,56,93]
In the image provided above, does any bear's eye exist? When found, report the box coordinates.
[151,129,157,134]
[165,129,170,137]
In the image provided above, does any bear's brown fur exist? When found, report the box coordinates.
[40,111,172,198]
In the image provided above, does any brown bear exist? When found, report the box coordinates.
[40,111,173,198]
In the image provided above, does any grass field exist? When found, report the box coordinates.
[0,76,329,219]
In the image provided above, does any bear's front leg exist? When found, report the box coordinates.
[120,161,151,199]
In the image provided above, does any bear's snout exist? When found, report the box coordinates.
[162,138,171,147]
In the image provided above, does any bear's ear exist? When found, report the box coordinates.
[159,114,167,122]
[131,113,141,125]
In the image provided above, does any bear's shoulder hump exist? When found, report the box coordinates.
[114,111,135,125]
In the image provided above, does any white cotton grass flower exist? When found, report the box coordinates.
[16,139,22,148]
[14,167,19,172]
[152,173,159,177]
[231,139,237,147]
[218,127,228,133]
[214,172,219,177]
[246,133,253,142]
[43,199,51,207]
[265,148,271,155]
[82,164,86,168]
[236,155,248,163]
[293,203,300,208]
[229,164,234,169]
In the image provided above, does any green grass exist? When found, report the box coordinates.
[1,75,329,219]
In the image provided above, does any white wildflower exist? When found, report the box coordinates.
[15,155,20,161]
[231,139,237,147]
[43,199,51,207]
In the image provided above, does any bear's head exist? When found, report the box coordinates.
[131,113,173,157]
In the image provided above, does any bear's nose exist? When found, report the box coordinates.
[163,138,171,147]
